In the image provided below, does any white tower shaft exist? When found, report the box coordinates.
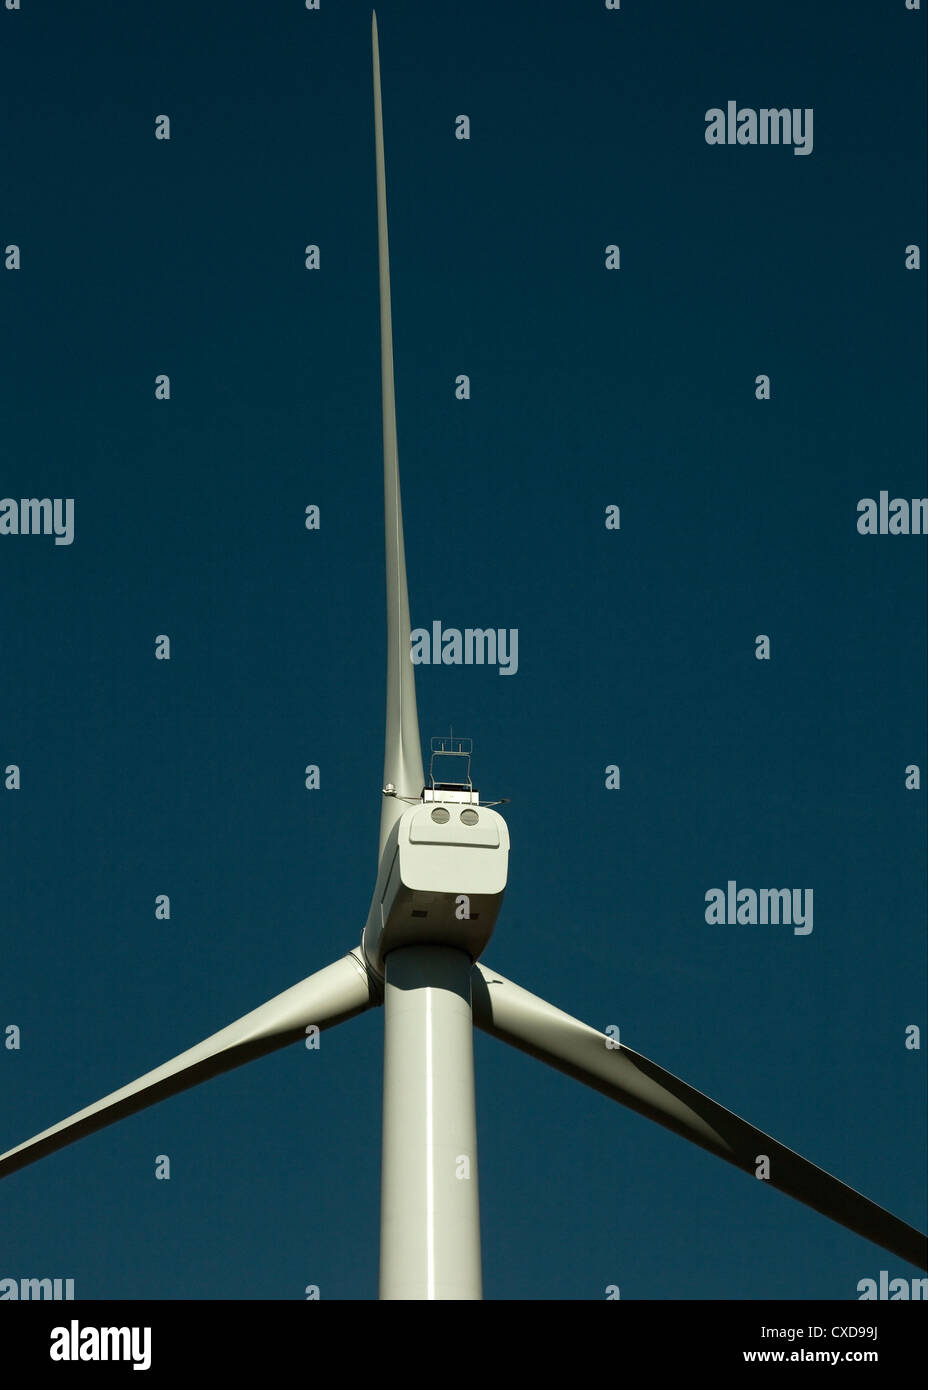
[379,946,483,1299]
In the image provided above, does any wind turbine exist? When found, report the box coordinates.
[2,13,925,1300]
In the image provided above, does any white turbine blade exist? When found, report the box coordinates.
[472,964,928,1271]
[373,9,424,859]
[0,951,377,1181]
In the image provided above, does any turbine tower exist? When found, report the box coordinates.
[1,14,925,1299]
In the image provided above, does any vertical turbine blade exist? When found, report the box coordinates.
[372,11,424,858]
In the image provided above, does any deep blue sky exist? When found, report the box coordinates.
[1,0,925,1300]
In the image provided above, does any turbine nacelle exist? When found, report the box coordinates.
[362,799,510,975]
